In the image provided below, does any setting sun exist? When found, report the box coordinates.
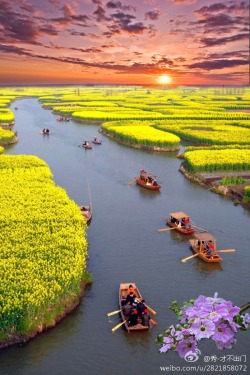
[157,74,172,85]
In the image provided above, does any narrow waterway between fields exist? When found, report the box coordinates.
[1,98,249,375]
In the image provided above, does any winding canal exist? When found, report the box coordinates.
[1,98,249,375]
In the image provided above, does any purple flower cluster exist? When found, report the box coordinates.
[159,294,250,358]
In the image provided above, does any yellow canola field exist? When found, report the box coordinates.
[184,149,250,172]
[104,125,180,148]
[0,155,88,336]
[155,123,250,145]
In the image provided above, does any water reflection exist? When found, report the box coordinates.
[137,186,161,199]
[169,229,193,244]
[122,329,152,348]
[193,257,223,274]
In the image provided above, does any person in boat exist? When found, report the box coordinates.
[141,311,150,327]
[122,300,133,318]
[182,217,190,229]
[93,136,99,142]
[127,284,135,294]
[137,299,148,318]
[126,291,136,304]
[205,240,215,256]
[199,240,206,252]
[176,220,181,228]
[152,179,158,186]
[129,303,139,326]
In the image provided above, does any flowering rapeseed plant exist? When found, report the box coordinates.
[157,294,250,358]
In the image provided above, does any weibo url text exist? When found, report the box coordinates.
[159,364,248,372]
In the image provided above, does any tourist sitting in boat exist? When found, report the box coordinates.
[42,128,50,134]
[152,179,158,186]
[83,141,91,147]
[198,240,206,252]
[126,292,136,304]
[137,299,148,318]
[141,311,150,327]
[127,284,135,294]
[205,240,215,256]
[182,217,190,229]
[122,301,133,317]
[176,220,182,228]
[129,304,139,326]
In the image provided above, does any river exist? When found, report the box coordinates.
[1,98,249,375]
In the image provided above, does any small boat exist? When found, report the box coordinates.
[57,116,70,122]
[189,232,223,263]
[82,142,92,149]
[135,170,161,190]
[41,129,50,135]
[80,205,92,223]
[166,212,196,235]
[119,283,150,332]
[92,137,102,144]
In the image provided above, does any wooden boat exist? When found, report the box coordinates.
[80,205,92,223]
[135,170,161,190]
[166,212,196,235]
[119,282,150,332]
[92,137,102,144]
[189,232,223,263]
[57,116,70,122]
[41,129,50,135]
[82,142,92,149]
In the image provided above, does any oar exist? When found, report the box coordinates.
[158,227,176,232]
[107,309,121,317]
[150,318,157,326]
[112,320,127,332]
[128,178,137,185]
[181,253,199,262]
[217,249,236,252]
[145,304,156,316]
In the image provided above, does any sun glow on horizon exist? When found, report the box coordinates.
[157,74,172,85]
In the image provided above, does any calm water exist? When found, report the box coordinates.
[1,99,249,375]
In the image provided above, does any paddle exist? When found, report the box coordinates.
[112,320,127,332]
[181,253,199,262]
[107,309,121,317]
[158,227,176,232]
[217,249,236,252]
[150,318,157,326]
[128,178,137,185]
[145,304,157,316]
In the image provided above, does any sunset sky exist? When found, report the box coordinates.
[0,0,249,86]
